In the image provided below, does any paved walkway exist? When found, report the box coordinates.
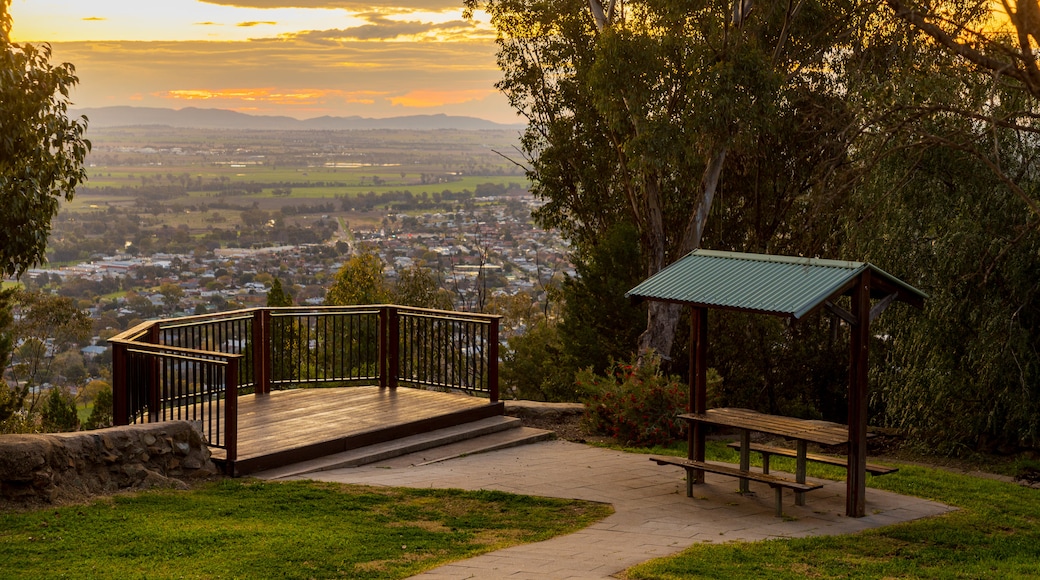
[261,440,953,579]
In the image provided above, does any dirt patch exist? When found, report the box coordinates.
[503,400,614,444]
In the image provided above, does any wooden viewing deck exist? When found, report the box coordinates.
[210,386,504,476]
[110,305,504,477]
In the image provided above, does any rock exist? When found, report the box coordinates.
[0,421,218,508]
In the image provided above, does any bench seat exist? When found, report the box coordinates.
[650,455,823,517]
[726,442,898,476]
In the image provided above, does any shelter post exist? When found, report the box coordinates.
[847,270,871,517]
[688,307,709,484]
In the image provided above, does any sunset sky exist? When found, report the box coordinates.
[9,0,519,124]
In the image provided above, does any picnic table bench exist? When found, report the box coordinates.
[725,441,898,476]
[650,455,823,517]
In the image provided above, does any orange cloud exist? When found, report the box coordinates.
[82,17,106,22]
[156,88,385,107]
[390,89,496,108]
[238,21,279,27]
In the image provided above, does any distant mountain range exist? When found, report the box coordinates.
[72,106,525,131]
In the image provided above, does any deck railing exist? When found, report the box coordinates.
[109,305,500,467]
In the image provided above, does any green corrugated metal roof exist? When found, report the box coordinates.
[626,250,926,319]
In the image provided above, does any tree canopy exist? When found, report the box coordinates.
[473,0,1040,452]
[0,1,91,276]
[467,0,905,360]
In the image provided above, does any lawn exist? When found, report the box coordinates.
[623,441,1040,579]
[0,479,612,580]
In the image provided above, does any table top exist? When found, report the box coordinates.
[678,407,849,446]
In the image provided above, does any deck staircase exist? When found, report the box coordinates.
[253,416,552,480]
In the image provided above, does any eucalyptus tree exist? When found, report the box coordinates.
[467,0,897,361]
[0,1,90,276]
[843,50,1040,452]
[884,0,1040,218]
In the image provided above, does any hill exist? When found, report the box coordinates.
[71,106,525,131]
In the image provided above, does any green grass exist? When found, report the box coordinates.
[0,479,612,580]
[623,441,1040,579]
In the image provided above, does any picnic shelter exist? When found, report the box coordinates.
[626,249,926,517]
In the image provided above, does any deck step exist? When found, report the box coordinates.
[254,416,551,479]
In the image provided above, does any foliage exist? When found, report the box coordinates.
[579,353,719,447]
[0,1,91,276]
[705,312,849,422]
[40,386,78,432]
[501,222,645,402]
[83,383,113,430]
[848,119,1040,453]
[6,290,91,414]
[0,479,612,579]
[393,262,454,310]
[0,287,17,422]
[325,249,390,306]
[468,0,892,358]
[558,222,646,376]
[265,277,293,307]
[501,319,579,402]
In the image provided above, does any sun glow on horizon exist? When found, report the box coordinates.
[5,0,517,124]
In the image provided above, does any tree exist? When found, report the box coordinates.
[325,250,390,306]
[393,263,454,310]
[267,277,294,307]
[0,2,91,276]
[6,290,91,414]
[84,384,113,429]
[845,104,1040,453]
[468,0,888,361]
[158,282,184,313]
[883,0,1040,218]
[41,386,78,432]
[558,222,645,375]
[0,290,23,426]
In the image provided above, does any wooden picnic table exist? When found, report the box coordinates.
[678,408,851,506]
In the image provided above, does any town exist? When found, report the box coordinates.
[3,126,574,387]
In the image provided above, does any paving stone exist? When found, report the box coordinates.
[261,439,953,579]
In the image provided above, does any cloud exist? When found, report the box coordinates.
[238,21,279,27]
[44,37,512,121]
[390,89,497,108]
[285,17,478,42]
[82,17,106,22]
[155,88,385,106]
[199,0,462,11]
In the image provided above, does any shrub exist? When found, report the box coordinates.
[41,386,79,432]
[84,386,113,430]
[578,354,690,447]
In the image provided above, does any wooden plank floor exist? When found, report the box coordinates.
[210,386,502,476]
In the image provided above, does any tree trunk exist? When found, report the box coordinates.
[637,301,685,361]
[638,147,728,361]
[586,1,728,362]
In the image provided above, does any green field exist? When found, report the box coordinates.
[74,127,529,216]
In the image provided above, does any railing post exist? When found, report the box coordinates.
[388,306,399,389]
[225,356,239,475]
[147,324,161,423]
[253,308,270,395]
[111,340,128,425]
[379,307,388,388]
[488,317,499,403]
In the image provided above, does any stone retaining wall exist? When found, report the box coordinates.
[0,421,218,508]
